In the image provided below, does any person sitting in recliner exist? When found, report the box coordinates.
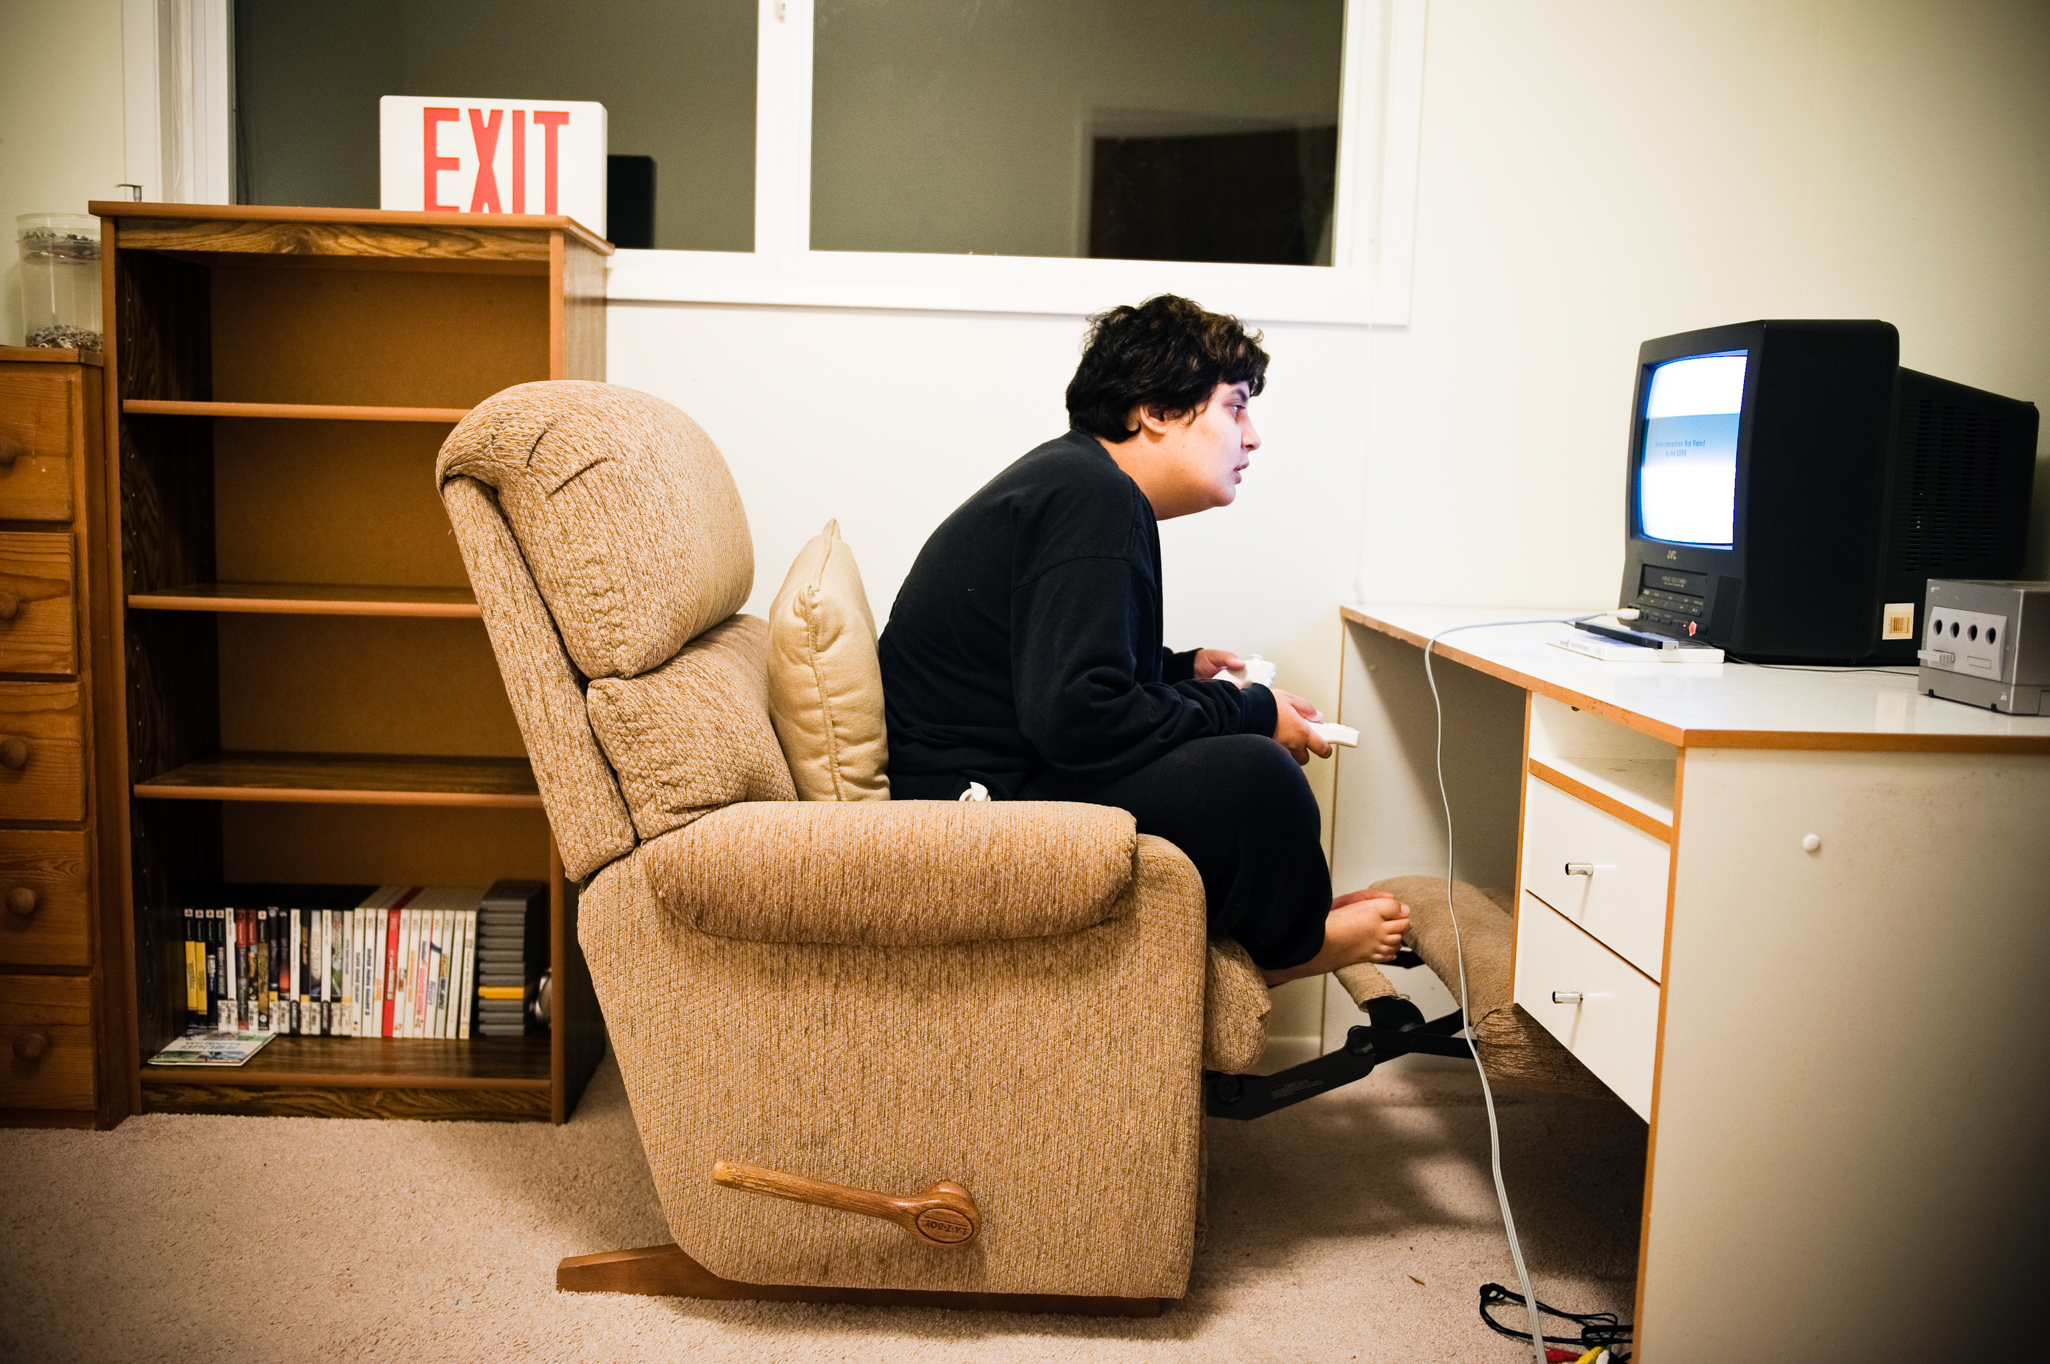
[877,294,1410,986]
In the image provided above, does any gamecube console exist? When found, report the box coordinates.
[1917,579,2050,715]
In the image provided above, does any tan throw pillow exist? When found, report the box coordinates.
[766,520,890,800]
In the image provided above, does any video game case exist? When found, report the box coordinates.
[273,905,292,1035]
[216,907,238,1033]
[330,907,348,1036]
[183,908,200,1026]
[288,904,303,1035]
[454,909,476,1040]
[212,908,227,1025]
[299,906,318,1036]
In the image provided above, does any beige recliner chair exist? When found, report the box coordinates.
[436,381,1602,1314]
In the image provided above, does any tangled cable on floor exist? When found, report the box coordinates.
[1478,1281,1633,1362]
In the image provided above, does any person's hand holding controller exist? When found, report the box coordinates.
[1192,648,1245,680]
[1270,688,1332,765]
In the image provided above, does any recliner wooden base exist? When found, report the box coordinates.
[556,1244,1167,1317]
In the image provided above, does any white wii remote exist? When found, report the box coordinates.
[1309,721,1359,748]
[1211,654,1280,688]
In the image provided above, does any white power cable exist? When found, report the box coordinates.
[1421,613,1608,1364]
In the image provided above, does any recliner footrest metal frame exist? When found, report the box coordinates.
[1203,997,1473,1121]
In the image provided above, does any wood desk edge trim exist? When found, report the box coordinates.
[1341,608,2050,754]
[1526,760,1674,842]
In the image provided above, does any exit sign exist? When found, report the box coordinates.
[379,96,607,237]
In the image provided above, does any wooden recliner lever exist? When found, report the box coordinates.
[711,1160,982,1247]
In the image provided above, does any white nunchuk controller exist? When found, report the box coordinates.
[1212,655,1358,748]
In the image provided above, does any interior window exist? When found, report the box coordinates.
[809,0,1345,265]
[232,0,757,251]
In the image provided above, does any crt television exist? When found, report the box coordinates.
[1618,319,2039,664]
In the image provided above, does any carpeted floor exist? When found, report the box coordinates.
[0,1052,1644,1362]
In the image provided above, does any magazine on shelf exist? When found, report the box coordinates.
[148,1029,277,1067]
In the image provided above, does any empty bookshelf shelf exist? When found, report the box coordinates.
[134,753,542,807]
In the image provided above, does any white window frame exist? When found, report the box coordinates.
[608,0,1428,325]
[165,0,1424,322]
[123,0,235,206]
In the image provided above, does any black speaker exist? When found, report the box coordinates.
[605,155,655,249]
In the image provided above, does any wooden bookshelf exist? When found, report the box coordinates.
[94,203,609,1123]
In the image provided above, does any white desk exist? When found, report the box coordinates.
[1330,604,2050,1359]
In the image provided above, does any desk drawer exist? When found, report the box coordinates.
[0,531,78,675]
[0,973,93,1111]
[0,830,89,968]
[1513,893,1659,1119]
[0,369,77,522]
[1521,776,1670,979]
[0,682,85,821]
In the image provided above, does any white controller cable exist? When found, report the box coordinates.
[1421,612,1613,1364]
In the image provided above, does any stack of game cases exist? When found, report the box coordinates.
[475,879,547,1037]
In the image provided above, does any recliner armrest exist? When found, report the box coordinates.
[642,800,1139,945]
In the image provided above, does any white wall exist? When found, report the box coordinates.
[1361,0,2050,608]
[0,0,127,346]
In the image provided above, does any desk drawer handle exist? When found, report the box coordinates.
[13,1031,49,1063]
[0,434,23,468]
[6,887,37,917]
[0,592,18,621]
[1551,991,1584,1005]
[1563,862,1617,877]
[1,737,28,770]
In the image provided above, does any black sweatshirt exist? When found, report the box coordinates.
[878,430,1279,801]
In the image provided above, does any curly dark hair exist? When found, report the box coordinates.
[1065,295,1269,443]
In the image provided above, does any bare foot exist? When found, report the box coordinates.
[1262,890,1413,986]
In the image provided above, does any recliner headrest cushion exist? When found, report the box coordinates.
[436,381,753,678]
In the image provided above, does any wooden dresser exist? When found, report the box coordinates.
[0,345,127,1128]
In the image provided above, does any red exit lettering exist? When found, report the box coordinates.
[422,106,571,216]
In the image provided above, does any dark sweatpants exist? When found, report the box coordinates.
[1019,734,1331,971]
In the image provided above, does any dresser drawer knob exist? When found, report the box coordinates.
[0,434,21,468]
[5,886,37,916]
[0,737,27,770]
[1551,991,1584,1005]
[12,1031,49,1063]
[0,592,18,621]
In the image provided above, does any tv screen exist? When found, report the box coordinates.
[1637,350,1748,547]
